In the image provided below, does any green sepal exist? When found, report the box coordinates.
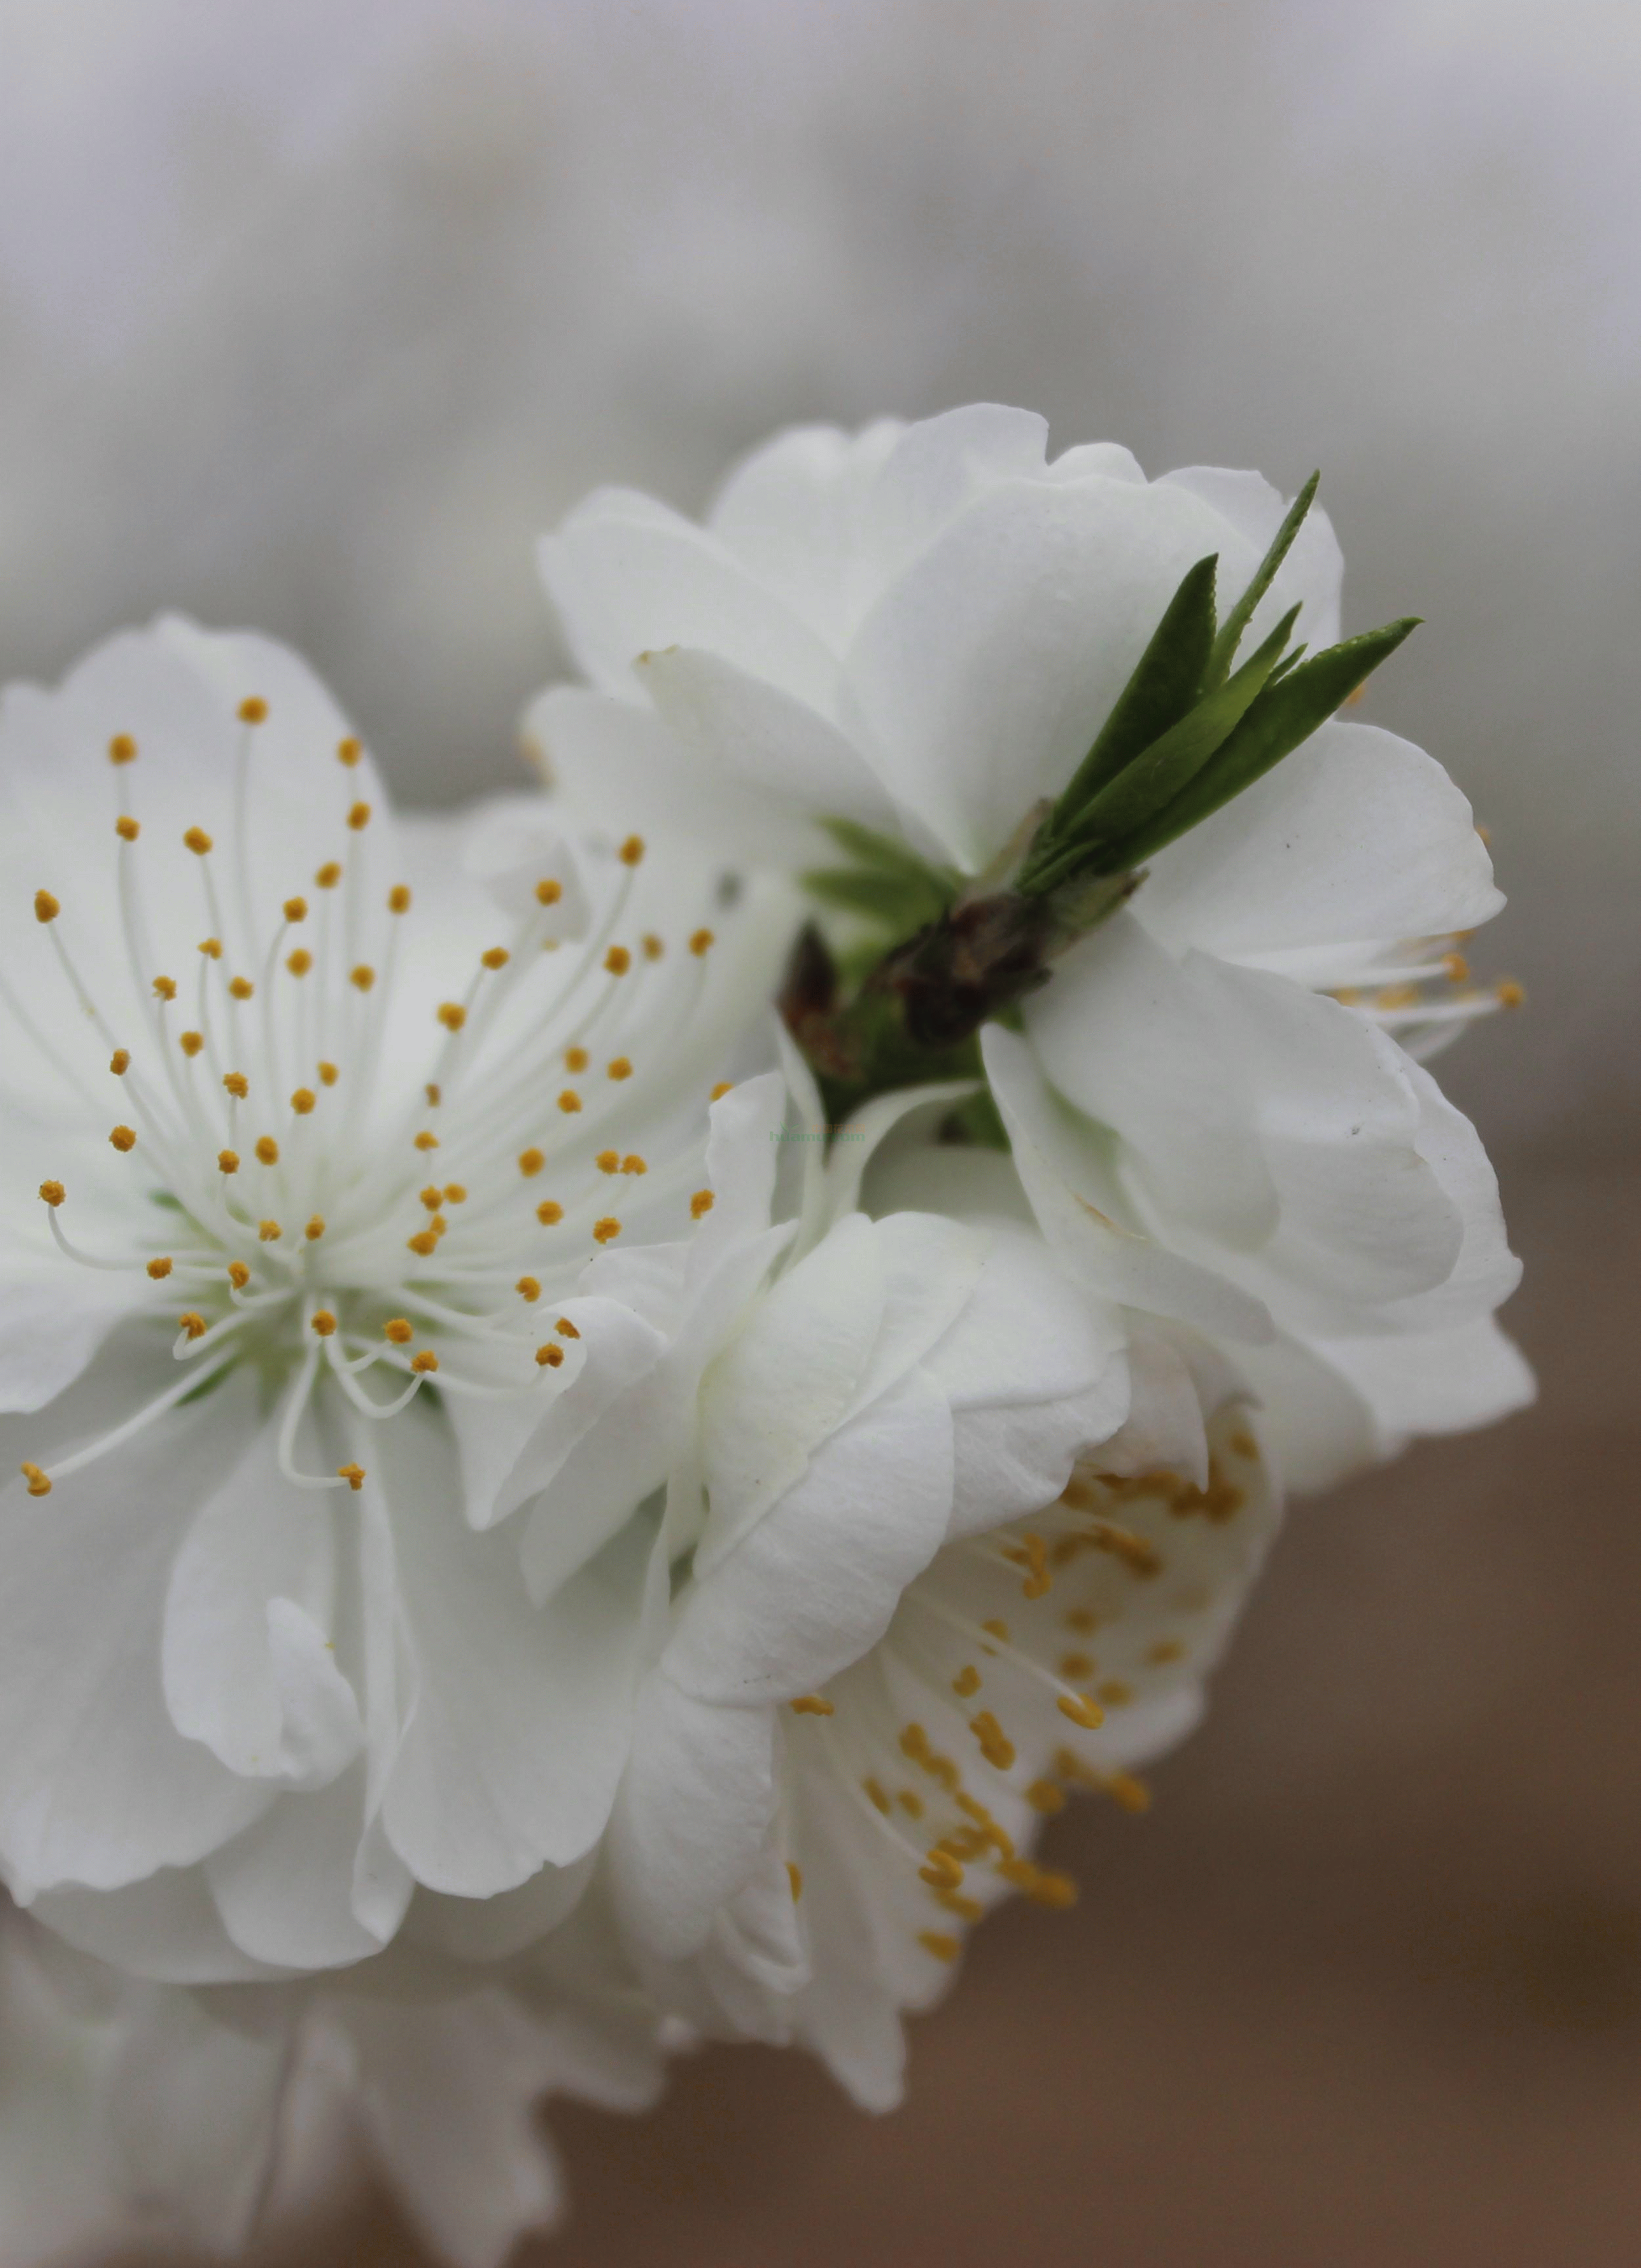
[1117,614,1420,866]
[1202,471,1320,692]
[801,818,960,936]
[1046,551,1219,828]
[1022,602,1299,893]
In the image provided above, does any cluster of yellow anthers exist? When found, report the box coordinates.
[781,1446,1259,1965]
[20,704,732,1503]
[1334,933,1523,1042]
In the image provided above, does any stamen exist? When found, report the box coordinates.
[111,1051,130,1076]
[109,1125,137,1153]
[535,1344,565,1368]
[38,1181,64,1207]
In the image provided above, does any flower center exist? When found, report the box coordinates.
[17,705,724,1500]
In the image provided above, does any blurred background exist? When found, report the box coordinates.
[3,1,1636,2261]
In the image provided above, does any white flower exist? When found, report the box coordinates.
[0,1891,660,2268]
[0,617,785,1975]
[531,405,1533,1473]
[598,1090,1278,2107]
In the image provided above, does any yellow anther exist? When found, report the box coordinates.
[442,1183,467,1205]
[606,1057,633,1082]
[789,1696,835,1717]
[198,938,223,960]
[254,1136,279,1166]
[286,948,313,977]
[238,696,268,724]
[787,1862,803,1902]
[20,1462,52,1497]
[146,1257,173,1280]
[347,801,371,831]
[534,877,563,906]
[558,1090,582,1114]
[336,736,361,766]
[642,934,664,961]
[437,1002,466,1032]
[710,1081,733,1100]
[228,976,254,1001]
[1497,978,1525,1009]
[110,1051,131,1076]
[536,1200,563,1226]
[315,862,342,890]
[349,965,375,992]
[1097,1679,1134,1708]
[424,1082,440,1106]
[183,827,213,856]
[152,975,177,1000]
[178,1312,207,1341]
[305,1216,326,1241]
[108,733,137,765]
[1027,1779,1067,1815]
[536,1343,565,1368]
[406,1228,439,1257]
[284,896,308,923]
[318,1062,338,1087]
[414,1129,439,1150]
[410,1350,438,1374]
[918,1932,960,1964]
[179,1030,204,1058]
[33,890,60,923]
[592,1217,621,1244]
[690,1190,715,1219]
[227,1078,251,1108]
[517,1148,545,1178]
[919,1851,964,1889]
[218,1149,239,1175]
[565,1046,589,1074]
[115,815,139,842]
[604,945,631,976]
[981,1618,1010,1643]
[1443,950,1470,982]
[951,1665,981,1699]
[480,946,509,971]
[1105,1771,1152,1815]
[555,1316,580,1339]
[597,1149,620,1175]
[1025,1868,1078,1912]
[1056,1692,1105,1731]
[899,1791,925,1818]
[337,1463,366,1492]
[969,1711,1015,1771]
[618,833,645,866]
[622,1154,647,1176]
[1062,1607,1097,1635]
[1059,1652,1094,1683]
[383,1319,414,1344]
[227,1261,250,1289]
[863,1778,891,1815]
[1148,1639,1185,1666]
[259,1220,282,1242]
[291,1087,318,1117]
[689,928,715,956]
[387,884,412,914]
[109,1125,137,1154]
[310,1311,337,1337]
[38,1180,65,1207]
[516,1277,541,1303]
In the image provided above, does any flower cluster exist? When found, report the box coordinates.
[0,410,1529,2265]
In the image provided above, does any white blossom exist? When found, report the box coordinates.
[531,405,1533,1474]
[0,616,786,1976]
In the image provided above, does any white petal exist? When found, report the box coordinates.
[0,1270,135,1418]
[29,1868,290,1986]
[1315,1317,1535,1455]
[840,472,1261,869]
[1024,912,1277,1244]
[707,418,905,647]
[979,1028,1273,1343]
[675,1368,954,1706]
[539,495,840,710]
[0,1377,271,1895]
[1136,719,1503,975]
[381,1410,649,1894]
[205,1765,407,1971]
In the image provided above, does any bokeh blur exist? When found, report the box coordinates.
[5,2,1636,2261]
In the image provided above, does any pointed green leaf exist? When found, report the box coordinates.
[1202,471,1319,692]
[1046,552,1219,835]
[801,865,950,928]
[1023,602,1300,893]
[818,817,956,891]
[1114,615,1420,867]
